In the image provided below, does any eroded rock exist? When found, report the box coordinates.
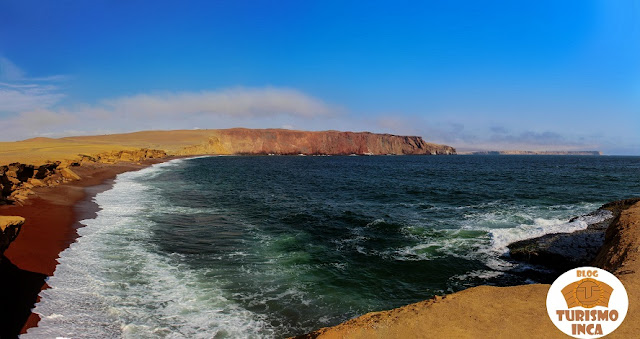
[507,198,640,272]
[0,216,25,254]
[59,167,81,181]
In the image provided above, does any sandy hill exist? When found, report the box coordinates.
[0,138,139,166]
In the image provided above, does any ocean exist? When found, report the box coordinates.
[25,155,640,338]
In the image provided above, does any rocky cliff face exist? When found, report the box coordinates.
[177,129,456,156]
[0,216,25,255]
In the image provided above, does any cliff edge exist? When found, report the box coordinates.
[300,199,640,338]
[0,216,25,255]
[1,129,455,165]
[174,129,456,156]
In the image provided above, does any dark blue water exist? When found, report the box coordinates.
[28,155,640,338]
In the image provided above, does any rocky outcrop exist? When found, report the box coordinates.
[1,163,60,205]
[0,148,167,205]
[300,199,640,338]
[460,150,602,155]
[507,198,640,272]
[79,148,167,164]
[59,168,81,181]
[177,129,456,156]
[508,198,640,272]
[593,199,640,273]
[0,216,25,254]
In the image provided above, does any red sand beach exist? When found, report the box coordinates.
[0,161,164,337]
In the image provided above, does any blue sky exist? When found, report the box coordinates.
[1,1,638,154]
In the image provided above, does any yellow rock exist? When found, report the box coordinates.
[0,216,25,254]
[28,178,45,187]
[0,216,24,232]
[60,167,81,181]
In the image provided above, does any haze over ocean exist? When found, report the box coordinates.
[25,155,640,337]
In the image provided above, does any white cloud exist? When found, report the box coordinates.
[13,109,76,129]
[0,55,67,114]
[0,86,340,141]
[0,83,65,113]
[0,56,341,140]
[96,88,335,118]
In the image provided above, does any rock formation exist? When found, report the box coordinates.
[0,148,166,205]
[177,129,456,156]
[80,148,167,164]
[1,163,58,205]
[0,216,25,255]
[508,198,640,272]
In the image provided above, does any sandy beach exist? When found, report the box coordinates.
[0,161,165,337]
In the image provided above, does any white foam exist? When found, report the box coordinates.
[391,236,484,261]
[453,270,504,281]
[387,203,610,274]
[488,209,613,253]
[24,159,274,338]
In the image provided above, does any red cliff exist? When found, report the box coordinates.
[176,129,456,156]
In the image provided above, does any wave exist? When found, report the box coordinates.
[487,208,613,253]
[372,202,608,272]
[23,155,627,337]
[25,159,273,338]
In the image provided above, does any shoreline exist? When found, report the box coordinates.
[300,199,640,338]
[1,155,637,337]
[0,159,168,336]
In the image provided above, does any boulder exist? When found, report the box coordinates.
[59,168,81,181]
[27,178,45,187]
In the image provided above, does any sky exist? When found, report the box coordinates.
[0,1,639,154]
